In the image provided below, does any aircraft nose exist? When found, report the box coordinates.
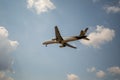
[42,42,46,45]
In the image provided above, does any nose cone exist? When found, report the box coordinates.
[42,42,46,45]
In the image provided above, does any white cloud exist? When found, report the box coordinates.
[0,72,14,80]
[0,26,19,71]
[96,70,106,78]
[0,26,18,80]
[87,66,120,79]
[87,67,96,73]
[80,25,115,48]
[0,27,19,53]
[87,67,105,78]
[27,0,56,14]
[27,0,34,8]
[67,74,80,80]
[103,0,120,13]
[108,66,120,75]
[104,6,120,13]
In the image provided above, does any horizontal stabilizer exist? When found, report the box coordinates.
[83,37,89,40]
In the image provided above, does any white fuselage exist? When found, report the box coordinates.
[43,36,84,45]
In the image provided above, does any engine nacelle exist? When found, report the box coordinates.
[59,44,66,48]
[52,38,56,40]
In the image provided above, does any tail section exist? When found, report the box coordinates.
[79,28,89,40]
[79,28,88,37]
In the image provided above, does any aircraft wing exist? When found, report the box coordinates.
[80,28,88,36]
[65,43,77,49]
[55,26,63,41]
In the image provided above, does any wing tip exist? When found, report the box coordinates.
[55,25,58,28]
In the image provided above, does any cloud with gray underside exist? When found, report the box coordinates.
[0,26,19,80]
[80,25,115,48]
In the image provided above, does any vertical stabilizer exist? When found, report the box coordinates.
[79,28,88,36]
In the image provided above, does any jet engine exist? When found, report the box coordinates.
[59,44,66,48]
[52,38,56,40]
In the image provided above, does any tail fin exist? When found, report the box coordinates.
[79,28,88,37]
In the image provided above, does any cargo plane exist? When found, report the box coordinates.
[43,26,89,49]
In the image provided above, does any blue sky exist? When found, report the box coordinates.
[0,0,120,80]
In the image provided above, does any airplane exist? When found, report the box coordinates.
[42,26,89,49]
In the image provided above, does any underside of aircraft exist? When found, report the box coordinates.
[43,26,89,49]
